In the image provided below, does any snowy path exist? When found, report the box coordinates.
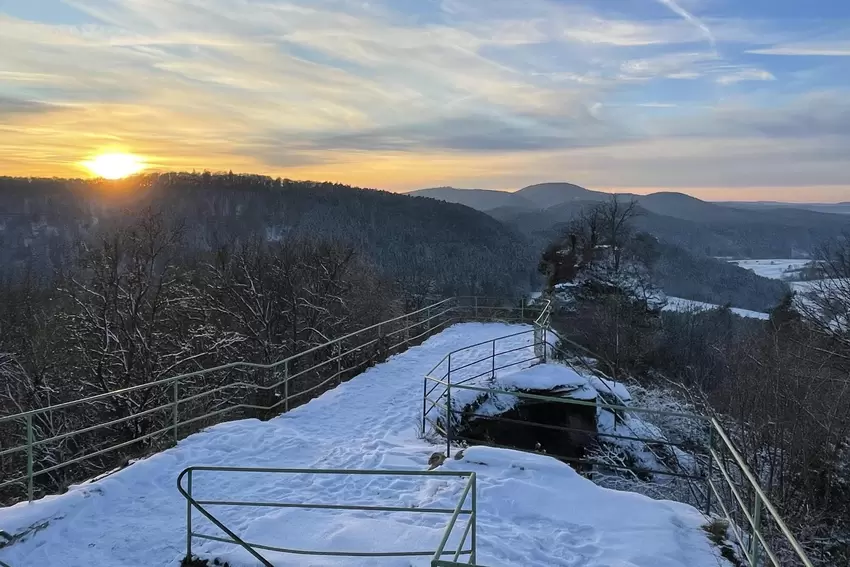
[0,323,727,567]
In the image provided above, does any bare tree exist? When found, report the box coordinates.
[797,235,850,351]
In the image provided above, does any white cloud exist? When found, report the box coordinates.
[717,69,776,84]
[618,51,716,80]
[747,42,850,56]
[0,0,846,195]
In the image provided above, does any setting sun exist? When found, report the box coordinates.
[83,153,146,179]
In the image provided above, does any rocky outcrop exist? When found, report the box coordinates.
[454,386,598,465]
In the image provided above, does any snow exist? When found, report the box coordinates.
[436,363,600,425]
[663,296,770,320]
[588,376,632,404]
[0,322,727,567]
[497,364,596,398]
[729,259,811,280]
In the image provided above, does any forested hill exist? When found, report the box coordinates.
[0,174,537,300]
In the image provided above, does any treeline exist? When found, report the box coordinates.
[501,208,789,312]
[0,210,412,502]
[0,173,538,305]
[544,207,850,564]
[0,172,540,504]
[652,240,789,312]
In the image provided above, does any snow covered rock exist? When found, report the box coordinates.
[441,446,732,567]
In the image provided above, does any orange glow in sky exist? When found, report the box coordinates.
[82,153,146,179]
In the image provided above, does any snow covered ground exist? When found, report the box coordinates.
[0,323,728,567]
[729,259,811,280]
[664,296,770,320]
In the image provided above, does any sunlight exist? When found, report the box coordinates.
[83,153,146,179]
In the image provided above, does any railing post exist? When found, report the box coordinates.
[172,380,180,443]
[426,306,431,335]
[749,492,763,567]
[491,339,496,379]
[705,427,714,515]
[541,326,548,363]
[283,360,290,413]
[186,468,193,559]
[337,343,342,385]
[404,314,410,346]
[421,373,428,436]
[521,300,524,322]
[471,472,477,564]
[446,353,452,458]
[26,414,34,503]
[474,296,478,319]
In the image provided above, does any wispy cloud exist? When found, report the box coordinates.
[0,0,846,198]
[717,69,776,84]
[748,42,850,57]
[654,0,715,47]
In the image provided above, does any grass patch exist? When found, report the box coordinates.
[702,519,744,567]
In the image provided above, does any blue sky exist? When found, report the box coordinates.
[0,0,848,201]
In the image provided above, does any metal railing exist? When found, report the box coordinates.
[0,296,542,505]
[177,466,477,566]
[421,329,814,567]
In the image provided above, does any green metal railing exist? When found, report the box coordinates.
[177,466,477,566]
[0,296,541,505]
[421,327,814,567]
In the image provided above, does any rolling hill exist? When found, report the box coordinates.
[0,175,539,297]
[412,182,850,259]
[406,186,535,211]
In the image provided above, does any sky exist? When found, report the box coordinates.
[1,0,849,201]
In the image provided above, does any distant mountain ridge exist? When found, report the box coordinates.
[408,182,850,259]
[409,186,534,211]
[409,183,850,218]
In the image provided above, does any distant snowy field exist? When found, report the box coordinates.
[664,297,770,320]
[0,323,728,567]
[729,259,810,280]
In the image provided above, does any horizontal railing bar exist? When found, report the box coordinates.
[31,401,176,448]
[172,382,247,405]
[423,395,447,421]
[27,403,245,481]
[449,356,497,375]
[459,411,708,453]
[182,465,473,477]
[0,298,458,423]
[445,329,534,360]
[31,423,176,478]
[437,381,710,421]
[423,415,447,437]
[193,499,469,514]
[172,404,241,429]
[453,355,541,387]
[192,532,467,558]
[447,344,537,381]
[266,308,455,392]
[0,473,28,490]
[0,443,28,458]
[286,370,345,401]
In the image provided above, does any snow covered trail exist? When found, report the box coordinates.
[0,322,727,567]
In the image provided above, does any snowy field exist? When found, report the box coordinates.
[664,296,770,320]
[729,259,811,280]
[0,323,727,567]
